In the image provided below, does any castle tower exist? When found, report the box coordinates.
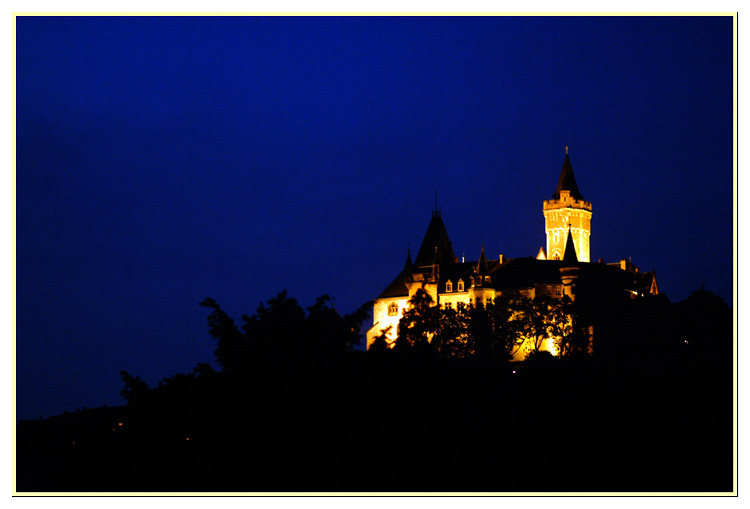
[408,210,456,305]
[542,147,592,262]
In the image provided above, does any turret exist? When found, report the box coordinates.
[542,147,592,262]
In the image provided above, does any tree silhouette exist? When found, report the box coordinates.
[120,370,149,404]
[395,287,438,352]
[675,286,732,368]
[305,294,361,355]
[488,290,531,359]
[435,303,472,358]
[241,290,306,362]
[199,297,247,372]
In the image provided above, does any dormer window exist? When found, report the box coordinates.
[476,276,482,287]
[388,303,398,317]
[446,281,453,292]
[457,280,464,292]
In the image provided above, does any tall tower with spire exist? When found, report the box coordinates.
[542,147,592,262]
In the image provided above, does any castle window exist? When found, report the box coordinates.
[458,280,464,292]
[446,281,453,292]
[475,277,481,287]
[388,303,398,317]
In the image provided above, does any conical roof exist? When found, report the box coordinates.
[414,214,456,269]
[553,148,584,200]
[475,246,490,276]
[377,250,414,298]
[563,228,578,262]
[475,246,494,288]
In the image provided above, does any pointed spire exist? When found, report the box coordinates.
[404,248,413,271]
[553,147,584,200]
[414,213,456,269]
[536,246,547,260]
[476,245,491,276]
[474,245,493,288]
[563,227,578,262]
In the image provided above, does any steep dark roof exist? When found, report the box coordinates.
[436,256,659,302]
[489,257,565,289]
[414,214,456,269]
[377,251,414,299]
[563,228,578,262]
[553,150,584,200]
[475,246,491,276]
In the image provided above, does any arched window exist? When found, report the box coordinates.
[388,302,398,317]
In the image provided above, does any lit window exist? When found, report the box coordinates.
[446,281,453,292]
[476,277,481,287]
[388,303,398,316]
[458,280,464,292]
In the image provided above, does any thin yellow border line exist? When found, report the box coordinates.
[11,12,739,497]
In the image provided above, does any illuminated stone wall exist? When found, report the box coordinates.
[367,297,408,348]
[543,190,592,262]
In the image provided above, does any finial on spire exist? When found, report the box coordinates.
[566,146,569,155]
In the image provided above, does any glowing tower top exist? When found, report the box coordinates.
[542,147,592,262]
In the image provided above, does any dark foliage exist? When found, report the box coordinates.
[16,287,733,493]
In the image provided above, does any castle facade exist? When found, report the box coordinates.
[365,148,659,359]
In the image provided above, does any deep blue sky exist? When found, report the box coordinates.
[16,16,734,420]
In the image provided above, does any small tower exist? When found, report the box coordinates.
[470,246,495,306]
[542,147,592,262]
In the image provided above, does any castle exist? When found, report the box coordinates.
[365,148,659,358]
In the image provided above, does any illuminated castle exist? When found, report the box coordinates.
[365,148,659,358]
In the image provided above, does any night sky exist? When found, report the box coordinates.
[15,15,734,421]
